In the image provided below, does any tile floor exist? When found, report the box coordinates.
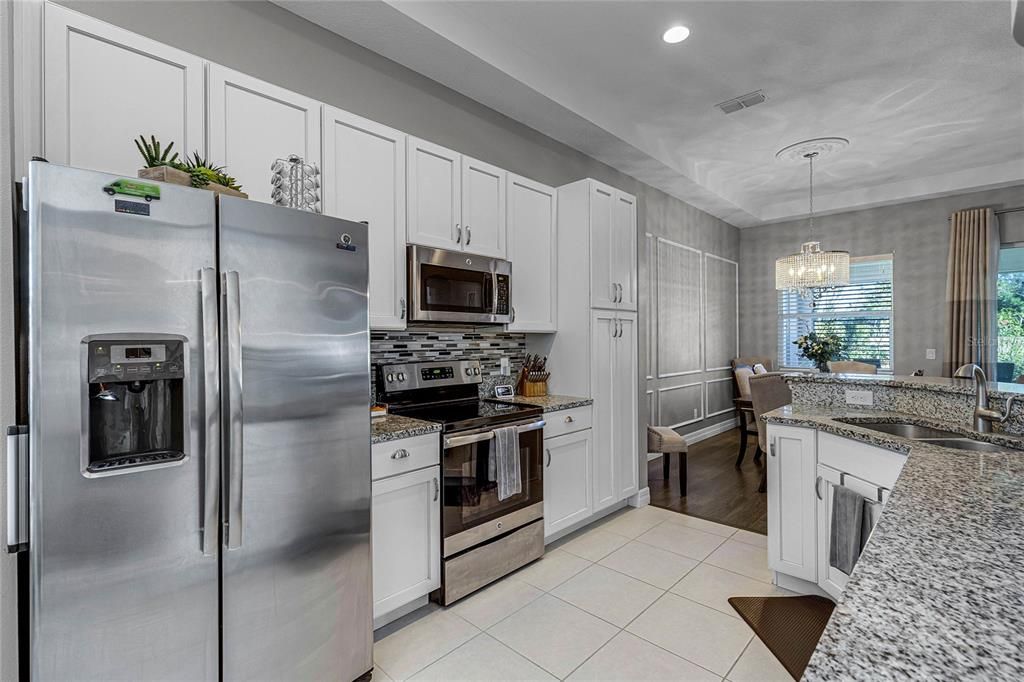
[372,505,797,681]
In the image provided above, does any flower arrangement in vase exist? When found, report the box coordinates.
[793,331,845,372]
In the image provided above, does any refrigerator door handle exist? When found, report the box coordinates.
[224,270,244,550]
[200,268,220,556]
[5,425,28,552]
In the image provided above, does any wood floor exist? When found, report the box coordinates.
[647,427,768,535]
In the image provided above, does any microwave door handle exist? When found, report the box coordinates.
[200,268,220,556]
[491,271,499,315]
[224,270,244,550]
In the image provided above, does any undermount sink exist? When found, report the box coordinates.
[915,438,1015,453]
[837,420,961,439]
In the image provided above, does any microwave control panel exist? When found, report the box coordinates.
[495,274,510,315]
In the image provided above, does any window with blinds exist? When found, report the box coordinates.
[778,255,894,371]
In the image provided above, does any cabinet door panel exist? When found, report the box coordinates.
[372,466,441,621]
[613,192,638,311]
[461,156,506,258]
[543,431,593,538]
[44,4,204,176]
[508,175,557,332]
[614,315,639,499]
[767,425,817,582]
[208,65,320,205]
[407,137,460,250]
[590,312,617,511]
[590,183,616,309]
[323,107,407,329]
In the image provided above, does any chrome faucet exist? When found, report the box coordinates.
[953,363,1017,433]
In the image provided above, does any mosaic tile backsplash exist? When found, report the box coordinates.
[370,330,527,398]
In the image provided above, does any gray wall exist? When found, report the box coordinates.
[740,186,1024,376]
[57,1,742,486]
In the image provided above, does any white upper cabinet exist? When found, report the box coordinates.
[323,107,407,330]
[207,65,321,204]
[612,192,638,311]
[590,183,617,309]
[507,175,557,332]
[407,137,461,251]
[407,138,508,258]
[43,3,204,175]
[460,156,507,259]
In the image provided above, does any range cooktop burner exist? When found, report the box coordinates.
[391,399,542,433]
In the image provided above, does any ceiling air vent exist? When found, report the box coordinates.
[715,90,767,114]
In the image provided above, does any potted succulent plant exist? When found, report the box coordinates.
[794,331,845,372]
[135,135,247,198]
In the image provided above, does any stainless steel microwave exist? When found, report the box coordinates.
[407,245,511,324]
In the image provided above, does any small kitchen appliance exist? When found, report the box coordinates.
[407,245,512,324]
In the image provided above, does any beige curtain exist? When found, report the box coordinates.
[944,208,1000,377]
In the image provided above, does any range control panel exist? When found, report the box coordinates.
[380,359,482,392]
[88,340,185,383]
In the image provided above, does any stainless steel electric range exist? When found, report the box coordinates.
[378,360,545,604]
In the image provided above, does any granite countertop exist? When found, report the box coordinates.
[763,405,1024,680]
[492,394,593,412]
[788,371,1024,399]
[371,414,441,444]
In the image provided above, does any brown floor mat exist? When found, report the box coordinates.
[728,595,835,680]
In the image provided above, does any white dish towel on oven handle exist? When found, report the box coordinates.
[489,425,522,501]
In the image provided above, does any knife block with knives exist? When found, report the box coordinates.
[516,354,550,397]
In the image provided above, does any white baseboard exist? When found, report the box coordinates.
[627,487,650,508]
[646,416,740,460]
[774,572,832,599]
[373,595,429,630]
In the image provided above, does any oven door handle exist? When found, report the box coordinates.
[444,419,546,450]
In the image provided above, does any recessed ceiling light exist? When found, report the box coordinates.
[662,25,690,44]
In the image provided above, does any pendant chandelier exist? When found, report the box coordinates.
[774,139,850,293]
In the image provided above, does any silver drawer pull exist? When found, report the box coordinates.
[565,415,574,423]
[433,477,439,502]
[545,448,552,467]
[391,448,410,460]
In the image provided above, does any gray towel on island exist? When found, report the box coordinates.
[829,485,866,575]
[489,426,522,501]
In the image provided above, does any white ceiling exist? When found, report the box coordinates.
[278,0,1024,227]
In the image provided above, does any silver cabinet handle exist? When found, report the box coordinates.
[455,224,462,244]
[6,425,28,552]
[615,283,621,302]
[770,438,776,457]
[224,270,244,550]
[400,297,406,320]
[815,475,823,501]
[618,283,625,303]
[433,477,439,502]
[466,225,472,246]
[511,306,516,324]
[610,282,617,302]
[546,448,552,468]
[565,415,574,423]
[391,448,410,460]
[200,267,220,557]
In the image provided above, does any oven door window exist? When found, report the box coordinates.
[442,427,542,536]
[420,263,494,314]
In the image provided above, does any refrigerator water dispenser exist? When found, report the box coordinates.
[82,336,188,475]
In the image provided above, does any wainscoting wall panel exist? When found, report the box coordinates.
[656,237,703,377]
[657,382,703,428]
[704,253,739,371]
[705,377,735,417]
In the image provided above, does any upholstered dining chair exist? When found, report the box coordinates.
[827,360,878,374]
[748,373,793,494]
[732,357,773,467]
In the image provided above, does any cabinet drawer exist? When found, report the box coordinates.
[542,406,592,438]
[372,433,440,481]
[817,432,906,489]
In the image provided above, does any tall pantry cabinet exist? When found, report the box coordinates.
[530,178,640,522]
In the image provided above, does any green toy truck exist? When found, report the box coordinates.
[103,179,161,201]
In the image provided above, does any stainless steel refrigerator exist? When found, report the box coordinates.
[7,162,373,680]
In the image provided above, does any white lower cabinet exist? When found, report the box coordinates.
[766,424,818,582]
[543,429,593,538]
[371,437,440,625]
[768,424,906,598]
